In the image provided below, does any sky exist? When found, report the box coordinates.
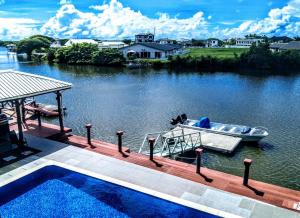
[0,0,299,40]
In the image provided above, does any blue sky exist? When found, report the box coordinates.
[0,0,299,40]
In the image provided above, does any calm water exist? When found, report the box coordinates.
[1,48,300,190]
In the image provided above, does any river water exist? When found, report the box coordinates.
[1,47,300,190]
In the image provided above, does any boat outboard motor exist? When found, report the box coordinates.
[181,114,187,123]
[170,114,187,125]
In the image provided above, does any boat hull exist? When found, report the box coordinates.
[179,120,268,142]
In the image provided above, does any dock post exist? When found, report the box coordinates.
[85,124,92,146]
[148,138,155,161]
[116,131,123,153]
[196,148,203,173]
[243,159,252,186]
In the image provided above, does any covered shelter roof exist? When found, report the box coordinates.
[0,70,72,103]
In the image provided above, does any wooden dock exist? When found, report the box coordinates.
[7,121,300,213]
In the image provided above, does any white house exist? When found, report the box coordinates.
[64,39,98,47]
[270,41,300,52]
[135,33,155,43]
[99,41,128,49]
[50,40,63,48]
[120,43,182,59]
[156,38,175,45]
[205,39,219,48]
[235,38,264,47]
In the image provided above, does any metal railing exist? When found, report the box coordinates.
[139,127,203,157]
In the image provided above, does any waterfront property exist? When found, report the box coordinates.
[98,41,128,50]
[135,33,155,43]
[120,43,183,59]
[64,39,98,47]
[235,38,264,48]
[156,38,176,44]
[270,41,300,52]
[205,39,219,48]
[50,40,63,48]
[1,69,300,217]
[6,44,17,52]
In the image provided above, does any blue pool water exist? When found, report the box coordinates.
[0,166,219,218]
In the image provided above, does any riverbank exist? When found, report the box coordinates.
[12,40,300,73]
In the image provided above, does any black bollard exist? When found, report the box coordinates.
[85,124,92,145]
[195,148,203,173]
[116,131,124,153]
[243,159,252,186]
[148,138,155,161]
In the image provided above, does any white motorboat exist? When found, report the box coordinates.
[171,115,268,142]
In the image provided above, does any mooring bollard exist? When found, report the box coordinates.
[116,131,124,152]
[195,148,203,173]
[85,124,92,145]
[148,138,155,161]
[243,158,252,186]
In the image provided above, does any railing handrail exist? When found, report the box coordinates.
[139,127,203,156]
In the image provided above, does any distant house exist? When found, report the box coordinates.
[50,40,63,48]
[135,33,155,43]
[120,43,182,59]
[98,41,128,50]
[177,39,192,47]
[64,39,98,47]
[270,41,300,52]
[6,44,17,52]
[236,38,263,47]
[156,38,175,45]
[205,39,219,48]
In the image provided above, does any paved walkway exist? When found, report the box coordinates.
[0,134,299,218]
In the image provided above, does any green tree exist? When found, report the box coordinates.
[92,49,125,66]
[17,38,50,55]
[122,39,132,45]
[55,43,99,64]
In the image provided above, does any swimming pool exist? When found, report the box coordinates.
[0,165,219,218]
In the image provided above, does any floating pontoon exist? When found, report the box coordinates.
[139,126,242,157]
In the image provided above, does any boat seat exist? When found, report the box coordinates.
[218,126,226,131]
[229,127,237,133]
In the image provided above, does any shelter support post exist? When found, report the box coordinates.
[15,100,24,146]
[56,91,64,133]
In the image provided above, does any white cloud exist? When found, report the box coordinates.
[41,0,209,39]
[60,0,72,5]
[0,18,40,40]
[1,0,300,40]
[218,0,300,38]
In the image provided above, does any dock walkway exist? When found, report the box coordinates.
[6,121,300,214]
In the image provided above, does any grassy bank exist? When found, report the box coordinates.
[184,48,248,58]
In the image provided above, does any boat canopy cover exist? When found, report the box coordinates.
[193,117,210,128]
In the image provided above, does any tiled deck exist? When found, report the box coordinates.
[2,121,300,217]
